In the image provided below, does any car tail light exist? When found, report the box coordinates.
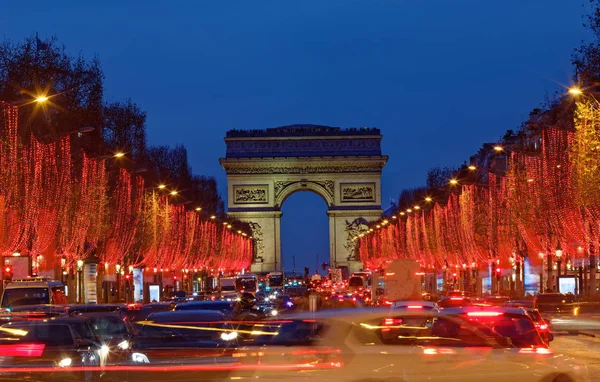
[535,323,549,331]
[450,297,464,301]
[407,305,423,309]
[381,317,403,332]
[0,343,45,357]
[423,348,456,355]
[383,300,393,306]
[518,347,552,355]
[466,311,503,317]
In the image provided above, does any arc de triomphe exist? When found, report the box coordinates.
[219,125,387,274]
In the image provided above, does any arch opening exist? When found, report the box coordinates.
[275,181,334,209]
[280,191,329,276]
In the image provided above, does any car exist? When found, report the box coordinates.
[534,293,577,314]
[447,290,472,298]
[391,300,439,312]
[439,307,548,348]
[0,304,68,324]
[174,300,235,319]
[0,317,102,381]
[503,300,534,308]
[437,296,473,309]
[227,308,587,381]
[126,302,174,322]
[72,311,134,362]
[522,307,553,345]
[484,295,511,306]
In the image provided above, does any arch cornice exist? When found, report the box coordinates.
[274,180,334,208]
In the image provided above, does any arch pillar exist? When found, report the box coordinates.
[328,208,383,274]
[226,210,283,273]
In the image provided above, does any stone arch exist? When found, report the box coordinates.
[220,125,388,274]
[275,180,334,208]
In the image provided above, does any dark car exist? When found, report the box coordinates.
[0,317,101,381]
[127,302,174,322]
[437,296,473,309]
[174,300,235,319]
[523,307,553,344]
[484,295,511,306]
[127,310,238,369]
[441,307,547,348]
[0,304,68,324]
[533,293,576,314]
[73,311,134,362]
[66,303,126,316]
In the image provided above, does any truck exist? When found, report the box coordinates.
[217,276,238,300]
[1,277,67,309]
[380,259,422,303]
[266,272,284,295]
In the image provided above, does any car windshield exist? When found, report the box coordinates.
[349,277,364,287]
[2,288,50,308]
[268,275,284,287]
[236,278,257,292]
[88,316,129,337]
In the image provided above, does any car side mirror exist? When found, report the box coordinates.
[548,333,554,342]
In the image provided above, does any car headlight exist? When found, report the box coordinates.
[117,340,129,350]
[99,344,110,358]
[58,357,72,367]
[271,310,278,316]
[132,352,150,364]
[220,331,238,341]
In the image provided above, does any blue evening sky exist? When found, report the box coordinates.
[1,1,590,272]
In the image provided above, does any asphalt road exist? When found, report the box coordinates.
[552,333,600,379]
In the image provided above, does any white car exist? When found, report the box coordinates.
[227,308,589,381]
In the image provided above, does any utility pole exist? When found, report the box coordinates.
[292,255,296,277]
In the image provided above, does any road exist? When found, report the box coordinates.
[552,333,600,378]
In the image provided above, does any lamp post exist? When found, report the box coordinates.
[76,259,84,303]
[115,264,122,302]
[547,246,554,292]
[539,252,545,293]
[555,243,563,293]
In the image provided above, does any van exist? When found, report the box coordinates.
[1,277,67,309]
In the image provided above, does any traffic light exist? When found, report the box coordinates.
[4,266,12,282]
[495,267,502,279]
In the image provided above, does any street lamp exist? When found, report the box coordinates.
[568,87,583,96]
[556,243,563,291]
[539,252,545,293]
[77,259,84,303]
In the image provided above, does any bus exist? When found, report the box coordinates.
[266,272,284,293]
[235,274,258,293]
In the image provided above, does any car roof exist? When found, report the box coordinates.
[441,307,528,316]
[392,300,437,307]
[8,304,68,312]
[175,300,233,308]
[145,310,226,322]
[2,316,92,326]
[67,304,126,313]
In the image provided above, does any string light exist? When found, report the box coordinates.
[356,123,599,271]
